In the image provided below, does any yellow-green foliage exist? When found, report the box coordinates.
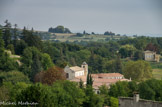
[123,60,152,81]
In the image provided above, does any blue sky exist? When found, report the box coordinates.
[0,0,162,36]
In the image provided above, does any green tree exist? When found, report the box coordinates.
[0,29,4,49]
[99,85,110,106]
[110,97,118,107]
[123,60,152,81]
[139,82,155,100]
[139,79,162,101]
[22,28,43,50]
[14,40,27,55]
[87,72,93,87]
[109,81,129,98]
[51,81,85,107]
[83,85,104,107]
[41,53,54,71]
[119,44,136,58]
[30,53,42,82]
[16,83,54,107]
[21,47,41,78]
[7,44,15,54]
[3,20,12,48]
[79,79,84,89]
[0,71,30,84]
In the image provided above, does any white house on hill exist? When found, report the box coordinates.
[64,62,88,81]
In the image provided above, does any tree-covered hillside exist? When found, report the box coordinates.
[0,21,162,106]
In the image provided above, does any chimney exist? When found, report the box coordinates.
[134,93,139,102]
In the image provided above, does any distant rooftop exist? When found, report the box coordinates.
[70,66,84,72]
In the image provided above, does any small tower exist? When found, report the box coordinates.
[81,62,88,76]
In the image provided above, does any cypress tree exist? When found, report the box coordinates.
[3,20,11,48]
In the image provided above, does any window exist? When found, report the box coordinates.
[66,73,69,78]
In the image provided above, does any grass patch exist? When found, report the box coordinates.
[152,69,162,80]
[150,62,162,69]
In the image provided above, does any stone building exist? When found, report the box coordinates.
[144,50,160,62]
[119,94,162,107]
[64,63,130,93]
[64,62,88,84]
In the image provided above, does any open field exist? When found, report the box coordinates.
[152,69,162,80]
[150,62,162,69]
[52,33,130,42]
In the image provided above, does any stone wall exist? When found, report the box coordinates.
[119,96,162,107]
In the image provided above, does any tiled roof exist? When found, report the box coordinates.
[71,75,87,83]
[70,66,84,72]
[91,73,123,78]
[93,78,130,89]
[70,73,130,90]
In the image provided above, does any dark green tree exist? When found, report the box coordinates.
[30,53,42,82]
[3,20,12,48]
[16,83,54,107]
[22,28,42,50]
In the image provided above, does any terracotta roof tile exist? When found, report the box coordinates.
[91,73,123,78]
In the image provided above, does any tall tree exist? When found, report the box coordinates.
[30,53,42,82]
[123,60,152,81]
[22,28,42,50]
[37,66,66,85]
[3,20,12,48]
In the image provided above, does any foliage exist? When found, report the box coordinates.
[16,83,53,107]
[123,60,152,81]
[22,28,43,50]
[41,53,54,70]
[3,20,11,48]
[20,47,41,77]
[0,52,18,72]
[0,85,10,101]
[139,79,162,101]
[51,81,85,107]
[119,44,136,58]
[48,26,71,33]
[109,81,130,98]
[83,85,104,107]
[99,85,110,106]
[35,66,65,85]
[104,31,115,35]
[110,97,118,107]
[0,71,30,84]
[145,43,158,52]
[87,73,93,87]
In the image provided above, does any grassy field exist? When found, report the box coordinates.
[51,33,129,42]
[152,69,162,80]
[149,62,162,80]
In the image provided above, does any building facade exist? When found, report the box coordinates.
[144,50,160,62]
[64,62,88,84]
[64,62,130,93]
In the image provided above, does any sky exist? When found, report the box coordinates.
[0,0,162,36]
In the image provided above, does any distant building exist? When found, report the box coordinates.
[143,50,160,62]
[64,62,88,84]
[119,94,162,107]
[64,62,130,93]
[91,73,130,93]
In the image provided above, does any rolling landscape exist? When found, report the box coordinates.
[0,0,162,107]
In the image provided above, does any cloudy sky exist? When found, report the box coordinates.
[0,0,162,36]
